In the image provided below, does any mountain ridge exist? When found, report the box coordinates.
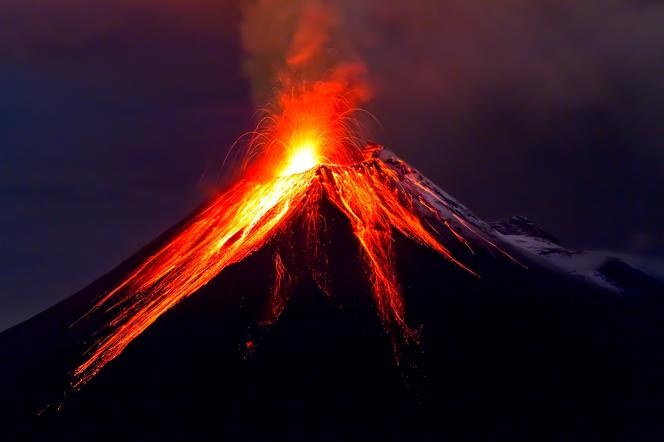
[1,146,662,441]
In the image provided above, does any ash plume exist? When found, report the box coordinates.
[239,0,371,106]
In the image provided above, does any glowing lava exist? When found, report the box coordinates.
[280,142,319,175]
[71,80,509,389]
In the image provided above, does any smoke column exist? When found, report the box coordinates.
[240,0,371,106]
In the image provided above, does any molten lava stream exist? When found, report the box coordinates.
[74,171,317,387]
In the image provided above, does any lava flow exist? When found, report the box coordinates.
[72,80,486,388]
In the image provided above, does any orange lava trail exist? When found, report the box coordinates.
[318,163,478,339]
[73,172,318,387]
[408,177,526,268]
[265,252,293,324]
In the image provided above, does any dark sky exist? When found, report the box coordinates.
[2,0,663,331]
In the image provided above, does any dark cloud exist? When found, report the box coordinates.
[352,0,664,250]
[1,0,663,330]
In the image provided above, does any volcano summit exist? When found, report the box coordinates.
[1,142,663,441]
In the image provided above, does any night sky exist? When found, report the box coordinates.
[2,0,663,331]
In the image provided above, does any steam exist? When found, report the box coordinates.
[240,0,370,106]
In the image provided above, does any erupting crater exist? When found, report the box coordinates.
[71,82,520,388]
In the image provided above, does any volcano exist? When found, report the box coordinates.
[1,144,662,441]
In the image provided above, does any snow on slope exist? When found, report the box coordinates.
[371,145,660,292]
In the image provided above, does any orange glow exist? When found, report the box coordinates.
[72,80,506,388]
[280,141,319,175]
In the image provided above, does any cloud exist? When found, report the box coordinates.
[330,0,664,249]
[346,1,663,114]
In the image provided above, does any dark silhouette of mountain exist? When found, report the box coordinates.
[1,149,662,441]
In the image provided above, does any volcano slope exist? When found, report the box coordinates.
[1,148,662,441]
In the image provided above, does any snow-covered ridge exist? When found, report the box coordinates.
[371,145,661,292]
